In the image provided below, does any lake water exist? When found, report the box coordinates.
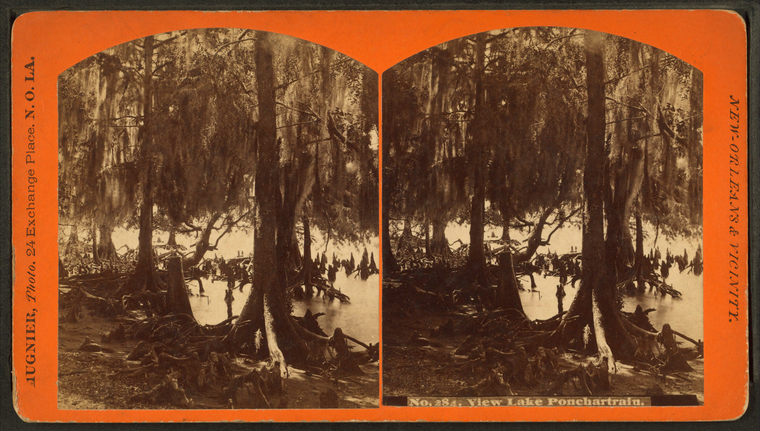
[445,222,704,341]
[187,272,380,345]
[517,270,704,341]
[104,226,381,345]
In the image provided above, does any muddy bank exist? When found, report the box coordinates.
[59,311,379,409]
[383,308,703,402]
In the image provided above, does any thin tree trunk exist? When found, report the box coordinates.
[688,69,703,225]
[501,216,510,243]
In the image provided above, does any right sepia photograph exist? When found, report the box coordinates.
[382,28,704,402]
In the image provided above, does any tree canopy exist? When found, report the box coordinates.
[383,27,701,269]
[59,29,379,271]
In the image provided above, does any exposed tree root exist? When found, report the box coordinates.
[545,358,610,396]
[130,371,194,408]
[384,264,701,397]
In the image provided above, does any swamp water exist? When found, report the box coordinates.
[517,270,704,340]
[449,223,705,341]
[187,272,380,345]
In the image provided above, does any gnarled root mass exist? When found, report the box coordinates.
[61,269,375,409]
[384,263,701,397]
[118,309,373,408]
[116,313,374,407]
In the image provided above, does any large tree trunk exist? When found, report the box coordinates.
[605,139,645,283]
[468,32,487,273]
[126,35,163,293]
[561,32,636,372]
[581,31,617,369]
[381,78,400,276]
[232,35,309,375]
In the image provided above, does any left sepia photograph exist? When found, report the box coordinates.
[56,28,380,410]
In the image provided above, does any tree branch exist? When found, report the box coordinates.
[276,70,321,91]
[277,120,320,130]
[606,116,647,125]
[543,29,581,49]
[276,102,321,119]
[210,209,253,250]
[541,206,580,245]
[605,96,648,113]
[212,37,258,59]
[604,58,669,86]
[153,35,180,49]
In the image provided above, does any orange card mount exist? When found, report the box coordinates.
[11,10,749,422]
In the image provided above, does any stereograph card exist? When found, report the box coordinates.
[9,8,750,423]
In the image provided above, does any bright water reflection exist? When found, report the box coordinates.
[440,223,704,341]
[517,270,703,340]
[188,272,380,345]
